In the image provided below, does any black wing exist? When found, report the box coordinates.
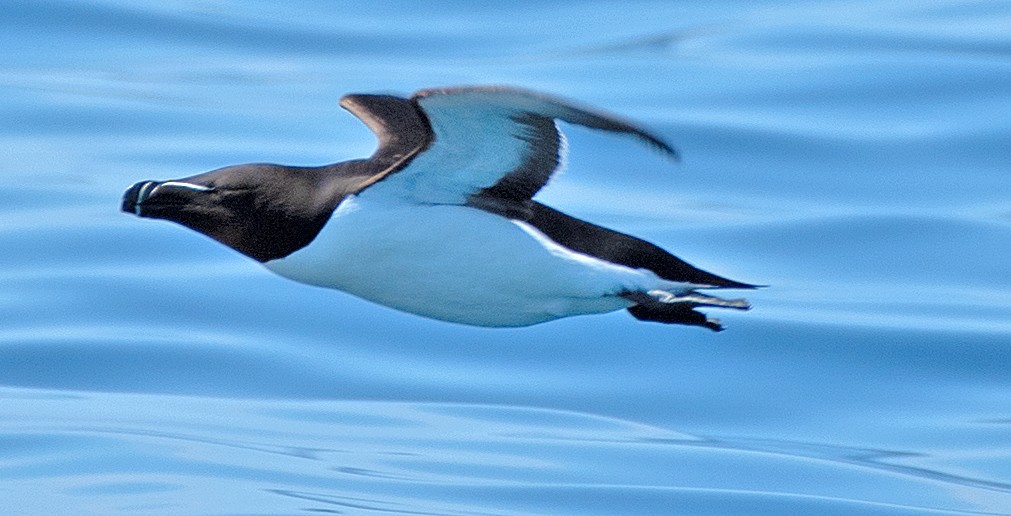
[356,86,678,212]
[338,93,433,185]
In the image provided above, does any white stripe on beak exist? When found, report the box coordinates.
[158,181,214,192]
[135,181,157,216]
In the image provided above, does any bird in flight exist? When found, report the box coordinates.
[122,86,754,330]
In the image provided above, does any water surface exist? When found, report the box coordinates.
[2,1,1011,514]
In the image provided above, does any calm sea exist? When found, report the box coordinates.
[2,1,1010,514]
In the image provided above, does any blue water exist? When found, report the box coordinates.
[3,1,1011,514]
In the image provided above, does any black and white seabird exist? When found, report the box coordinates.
[122,86,754,330]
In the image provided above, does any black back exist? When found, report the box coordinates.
[525,202,754,288]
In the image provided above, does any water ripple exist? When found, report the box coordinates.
[2,389,1009,514]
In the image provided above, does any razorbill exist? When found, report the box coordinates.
[122,86,754,330]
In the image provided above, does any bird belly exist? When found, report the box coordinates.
[263,196,658,326]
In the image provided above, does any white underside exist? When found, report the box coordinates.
[264,194,693,327]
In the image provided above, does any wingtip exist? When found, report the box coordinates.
[412,85,684,164]
[338,92,363,104]
[655,139,681,163]
[617,122,680,163]
[338,94,367,113]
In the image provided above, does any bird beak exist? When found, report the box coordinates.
[122,180,213,217]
